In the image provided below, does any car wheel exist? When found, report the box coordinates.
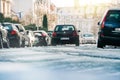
[75,39,79,46]
[28,43,32,47]
[97,40,104,48]
[75,41,79,46]
[15,39,21,48]
[3,37,10,48]
[51,39,56,46]
[21,40,25,47]
[43,40,47,46]
[0,34,3,49]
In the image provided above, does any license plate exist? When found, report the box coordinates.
[61,37,69,40]
[115,28,120,31]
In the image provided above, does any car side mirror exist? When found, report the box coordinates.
[78,30,80,32]
[98,22,100,25]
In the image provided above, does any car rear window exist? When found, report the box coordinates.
[3,24,13,30]
[55,25,75,31]
[106,10,120,22]
[83,34,94,37]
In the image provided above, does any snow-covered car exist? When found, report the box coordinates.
[33,30,51,46]
[0,24,9,48]
[80,33,96,44]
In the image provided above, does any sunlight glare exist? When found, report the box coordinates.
[79,0,111,6]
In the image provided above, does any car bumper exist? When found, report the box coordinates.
[52,37,79,44]
[100,36,120,45]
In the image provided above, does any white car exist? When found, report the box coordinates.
[33,30,51,46]
[26,30,36,47]
[80,33,96,44]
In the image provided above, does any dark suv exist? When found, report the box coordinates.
[0,24,9,48]
[51,25,80,46]
[97,9,120,48]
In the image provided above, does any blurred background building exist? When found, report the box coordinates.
[33,0,57,30]
[1,0,120,32]
[0,0,12,17]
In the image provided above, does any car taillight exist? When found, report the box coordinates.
[42,33,46,37]
[52,32,56,37]
[11,30,17,35]
[101,11,108,29]
[73,31,78,36]
[101,21,105,29]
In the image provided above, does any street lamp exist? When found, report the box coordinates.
[17,11,23,19]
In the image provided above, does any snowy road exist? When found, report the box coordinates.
[0,44,120,80]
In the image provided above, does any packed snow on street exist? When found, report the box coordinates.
[0,44,120,80]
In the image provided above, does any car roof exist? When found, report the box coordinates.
[14,23,22,25]
[34,30,46,32]
[3,22,13,24]
[108,8,120,11]
[56,24,75,26]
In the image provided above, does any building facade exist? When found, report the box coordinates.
[0,0,12,17]
[33,0,57,30]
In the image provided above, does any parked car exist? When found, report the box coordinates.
[2,23,24,48]
[14,23,30,47]
[0,23,9,48]
[26,30,36,47]
[51,24,80,46]
[97,9,120,48]
[80,33,96,44]
[33,30,51,46]
[47,30,53,38]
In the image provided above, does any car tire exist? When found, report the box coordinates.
[15,39,21,48]
[21,40,25,47]
[51,39,56,46]
[0,34,3,49]
[43,40,47,46]
[75,41,79,46]
[3,37,10,48]
[97,39,104,48]
[28,43,32,47]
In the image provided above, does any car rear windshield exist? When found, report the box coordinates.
[106,10,120,22]
[83,34,94,37]
[55,25,75,31]
[3,24,13,30]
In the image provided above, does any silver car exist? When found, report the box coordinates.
[80,33,96,44]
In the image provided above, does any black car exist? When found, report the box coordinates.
[51,25,80,46]
[0,24,9,48]
[2,23,24,48]
[97,9,120,48]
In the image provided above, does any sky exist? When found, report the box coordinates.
[51,0,74,7]
[13,0,33,13]
[51,0,112,7]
